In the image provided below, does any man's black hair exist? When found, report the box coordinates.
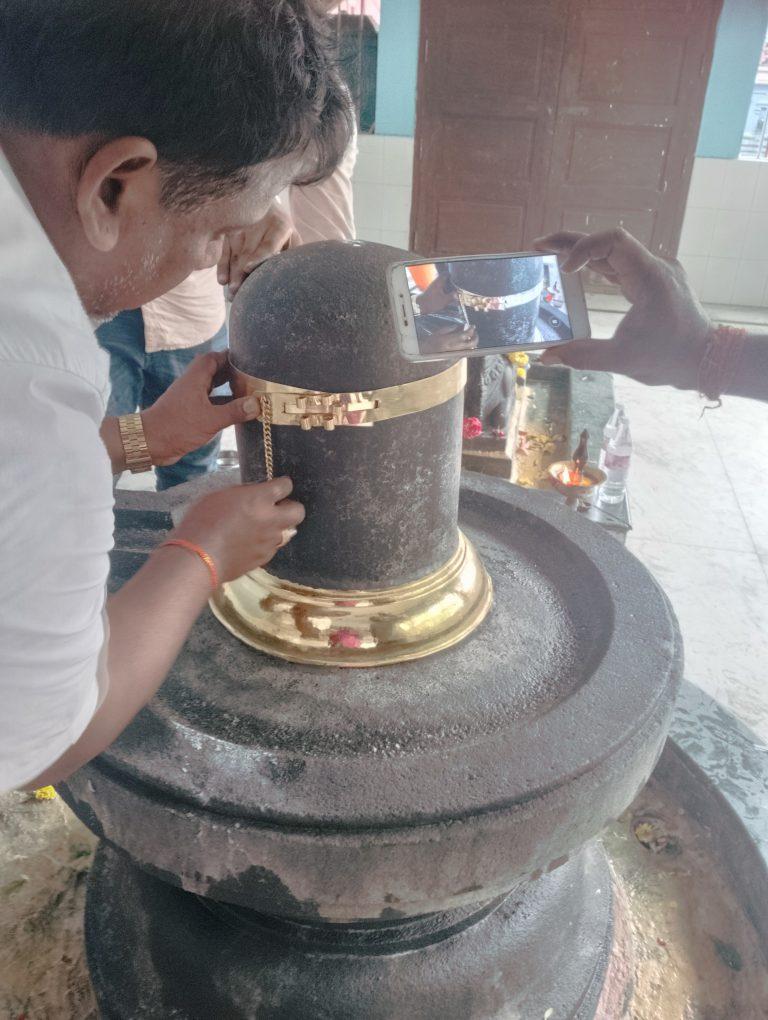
[0,0,353,207]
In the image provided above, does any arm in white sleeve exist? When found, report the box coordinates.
[0,361,113,790]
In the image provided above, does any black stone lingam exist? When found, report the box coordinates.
[60,241,682,1019]
[211,241,491,666]
[449,255,543,350]
[229,241,464,589]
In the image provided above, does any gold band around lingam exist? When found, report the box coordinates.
[230,359,467,431]
[455,283,543,313]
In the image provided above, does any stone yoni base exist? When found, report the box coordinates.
[85,843,615,1020]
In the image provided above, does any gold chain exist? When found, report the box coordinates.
[261,395,274,481]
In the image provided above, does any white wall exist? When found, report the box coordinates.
[678,157,768,307]
[352,134,413,250]
[353,140,768,308]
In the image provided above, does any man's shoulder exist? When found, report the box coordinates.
[0,311,111,407]
[0,152,110,400]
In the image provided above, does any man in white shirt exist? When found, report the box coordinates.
[0,0,352,791]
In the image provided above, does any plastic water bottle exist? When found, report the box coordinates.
[598,405,624,482]
[599,414,632,505]
[599,405,624,481]
[599,405,625,457]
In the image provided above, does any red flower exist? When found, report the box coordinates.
[463,416,483,440]
[329,628,362,649]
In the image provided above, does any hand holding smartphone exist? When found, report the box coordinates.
[389,252,590,362]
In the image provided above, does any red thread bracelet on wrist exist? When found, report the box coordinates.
[159,539,220,591]
[698,323,747,408]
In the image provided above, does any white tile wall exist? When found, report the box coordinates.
[352,134,413,251]
[703,256,739,305]
[711,207,749,259]
[740,210,768,261]
[686,159,727,208]
[352,142,768,308]
[732,259,768,306]
[679,157,768,308]
[720,158,760,211]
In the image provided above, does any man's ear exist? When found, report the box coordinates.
[76,137,159,253]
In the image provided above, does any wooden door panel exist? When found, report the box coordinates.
[434,200,527,252]
[558,206,658,248]
[542,3,721,258]
[440,116,536,182]
[412,0,721,267]
[577,33,687,105]
[441,26,549,110]
[583,0,699,9]
[411,0,568,255]
[565,123,673,187]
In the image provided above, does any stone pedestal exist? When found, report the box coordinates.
[85,841,613,1019]
[62,474,680,1019]
[60,242,681,1018]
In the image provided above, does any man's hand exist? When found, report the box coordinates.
[416,275,458,315]
[30,477,304,788]
[532,228,711,390]
[141,350,260,467]
[218,202,300,299]
[171,476,305,582]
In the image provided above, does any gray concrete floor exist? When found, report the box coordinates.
[118,301,768,744]
[591,301,768,744]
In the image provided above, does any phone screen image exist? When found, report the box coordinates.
[404,255,573,358]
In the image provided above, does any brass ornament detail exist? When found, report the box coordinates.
[210,531,492,668]
[231,359,467,432]
[455,283,543,313]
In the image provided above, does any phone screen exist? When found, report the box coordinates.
[404,255,573,358]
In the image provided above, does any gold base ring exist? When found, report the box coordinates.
[210,532,493,668]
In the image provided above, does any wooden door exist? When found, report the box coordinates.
[541,0,722,258]
[410,0,569,255]
[411,0,722,261]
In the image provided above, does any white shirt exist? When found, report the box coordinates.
[0,152,113,791]
[141,267,227,353]
[282,125,357,245]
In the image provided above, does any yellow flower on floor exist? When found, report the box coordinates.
[32,785,57,800]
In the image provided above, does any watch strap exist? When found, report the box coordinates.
[118,412,153,474]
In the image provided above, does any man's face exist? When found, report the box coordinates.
[76,154,298,319]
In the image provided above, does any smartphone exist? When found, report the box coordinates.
[389,252,590,362]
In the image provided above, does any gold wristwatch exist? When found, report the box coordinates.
[118,412,153,473]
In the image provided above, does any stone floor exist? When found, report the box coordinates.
[590,301,768,744]
[117,300,768,744]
